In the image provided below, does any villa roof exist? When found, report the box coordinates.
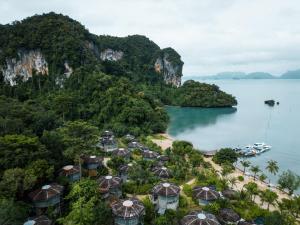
[124,134,135,141]
[193,186,220,201]
[98,176,122,193]
[111,198,144,219]
[29,184,63,202]
[102,130,114,138]
[142,150,159,159]
[222,189,238,200]
[113,148,131,158]
[238,221,256,225]
[180,211,221,225]
[82,155,103,164]
[218,208,241,223]
[152,182,180,197]
[60,165,80,176]
[119,163,133,173]
[152,166,172,178]
[24,216,52,225]
[157,155,169,162]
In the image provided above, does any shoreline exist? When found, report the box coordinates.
[151,133,292,211]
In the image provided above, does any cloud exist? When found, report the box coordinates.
[1,0,300,76]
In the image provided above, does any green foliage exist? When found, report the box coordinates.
[0,134,49,170]
[57,120,99,161]
[171,80,237,107]
[213,148,238,165]
[278,170,300,195]
[182,184,193,197]
[238,176,244,182]
[0,198,29,225]
[142,197,156,225]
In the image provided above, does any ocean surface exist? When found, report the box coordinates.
[167,79,300,189]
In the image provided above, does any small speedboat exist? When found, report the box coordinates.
[253,143,271,151]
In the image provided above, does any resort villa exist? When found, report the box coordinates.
[98,175,122,199]
[193,186,220,206]
[151,182,180,214]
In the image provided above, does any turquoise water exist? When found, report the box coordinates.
[167,79,300,188]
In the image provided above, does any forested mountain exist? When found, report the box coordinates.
[0,12,236,136]
[281,69,300,79]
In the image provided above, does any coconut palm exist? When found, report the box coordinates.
[262,189,278,210]
[266,160,279,185]
[259,173,268,183]
[244,182,259,202]
[250,165,261,181]
[228,177,237,188]
[240,160,251,174]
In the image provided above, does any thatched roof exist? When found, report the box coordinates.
[193,186,220,201]
[29,184,63,202]
[24,216,52,225]
[181,211,221,225]
[113,148,131,158]
[222,189,238,200]
[98,176,122,193]
[238,221,256,225]
[142,150,159,159]
[60,165,80,176]
[157,155,169,162]
[112,198,144,219]
[152,166,172,178]
[124,134,135,141]
[82,155,103,164]
[218,208,241,223]
[128,141,140,149]
[152,182,180,197]
[102,130,114,138]
[119,163,133,173]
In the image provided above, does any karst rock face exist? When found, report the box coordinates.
[155,51,183,87]
[1,50,48,85]
[100,49,124,61]
[0,13,184,87]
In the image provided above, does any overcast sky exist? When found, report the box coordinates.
[1,0,300,77]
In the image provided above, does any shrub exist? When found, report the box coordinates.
[238,176,244,182]
[182,184,193,197]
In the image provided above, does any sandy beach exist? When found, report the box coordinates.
[151,133,292,211]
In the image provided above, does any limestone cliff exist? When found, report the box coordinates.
[1,50,48,85]
[155,48,183,87]
[100,49,124,61]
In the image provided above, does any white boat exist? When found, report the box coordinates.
[253,143,271,150]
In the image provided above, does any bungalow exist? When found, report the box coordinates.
[193,186,220,206]
[60,165,80,182]
[111,198,145,225]
[23,216,52,225]
[142,150,159,161]
[98,175,122,199]
[151,182,180,214]
[118,163,133,183]
[81,155,103,177]
[181,211,220,225]
[28,184,63,215]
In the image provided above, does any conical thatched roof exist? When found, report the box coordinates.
[152,166,172,178]
[193,186,220,201]
[98,176,122,193]
[157,155,169,162]
[218,208,241,223]
[142,150,159,159]
[24,216,52,225]
[111,198,145,219]
[181,211,221,225]
[238,221,256,225]
[113,148,131,158]
[222,189,238,200]
[152,182,180,197]
[82,155,103,164]
[119,163,134,173]
[29,184,63,202]
[60,165,80,176]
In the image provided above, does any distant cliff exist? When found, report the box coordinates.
[0,13,183,86]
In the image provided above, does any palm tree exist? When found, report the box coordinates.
[263,189,278,210]
[240,160,251,174]
[228,177,237,188]
[259,173,268,183]
[250,165,261,181]
[266,160,279,185]
[244,182,258,202]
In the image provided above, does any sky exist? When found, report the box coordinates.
[1,0,300,77]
